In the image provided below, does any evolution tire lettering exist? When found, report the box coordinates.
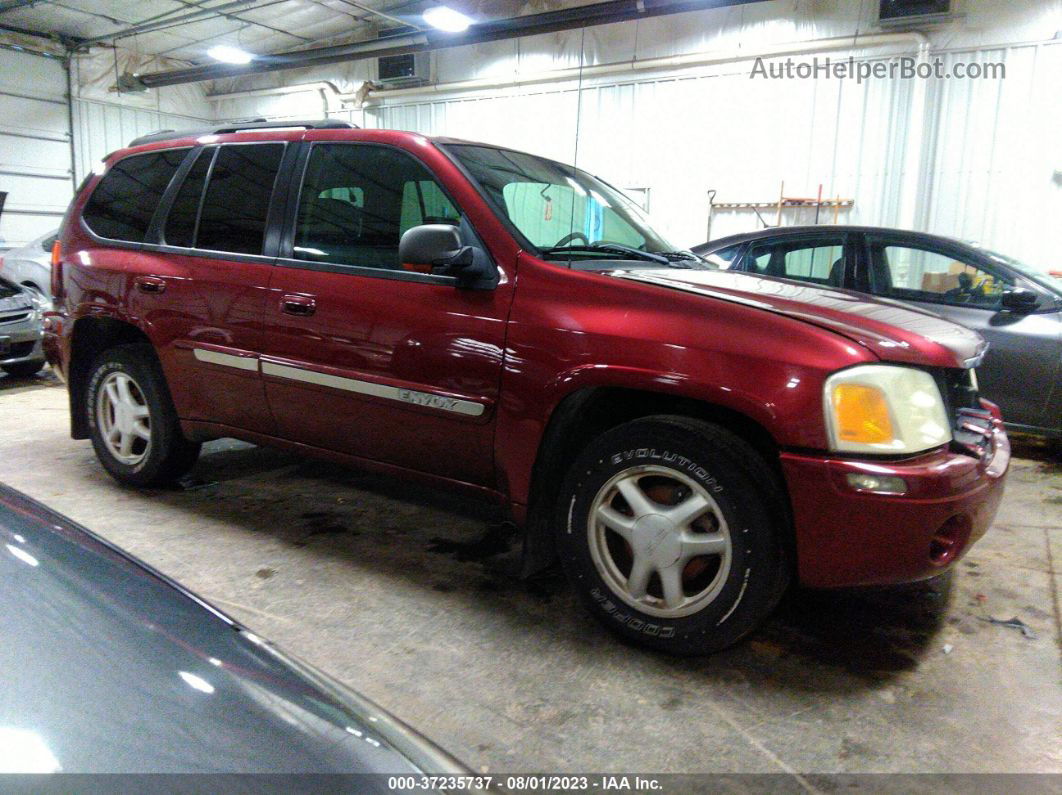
[610,448,724,493]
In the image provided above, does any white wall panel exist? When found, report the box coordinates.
[365,34,1061,265]
[366,54,924,247]
[0,48,71,250]
[919,44,1062,266]
[72,98,210,183]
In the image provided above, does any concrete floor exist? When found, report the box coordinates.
[1,369,1060,777]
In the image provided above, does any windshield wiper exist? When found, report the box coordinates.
[659,250,704,264]
[539,243,670,265]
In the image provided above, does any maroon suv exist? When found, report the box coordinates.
[45,120,1010,654]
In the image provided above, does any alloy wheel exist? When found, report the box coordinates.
[587,465,732,618]
[96,371,152,466]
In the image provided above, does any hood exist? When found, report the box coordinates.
[613,268,986,369]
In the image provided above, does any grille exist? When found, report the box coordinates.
[937,367,994,457]
[939,368,979,415]
[0,311,30,324]
[1,341,36,359]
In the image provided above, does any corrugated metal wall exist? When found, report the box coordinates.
[363,39,1060,265]
[0,50,211,250]
[71,98,210,183]
[917,44,1062,268]
[0,48,72,250]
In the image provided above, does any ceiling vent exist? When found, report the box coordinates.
[879,0,953,25]
[377,26,429,87]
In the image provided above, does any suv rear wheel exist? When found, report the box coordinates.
[555,416,789,655]
[86,344,200,487]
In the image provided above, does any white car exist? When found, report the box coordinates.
[0,229,56,298]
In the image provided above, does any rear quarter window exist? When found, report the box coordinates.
[82,149,188,242]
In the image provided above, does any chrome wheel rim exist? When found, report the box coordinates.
[588,465,732,619]
[97,371,152,466]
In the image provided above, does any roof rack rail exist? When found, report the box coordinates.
[127,119,357,148]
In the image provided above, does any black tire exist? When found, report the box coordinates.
[86,343,200,487]
[1,360,45,378]
[555,415,790,655]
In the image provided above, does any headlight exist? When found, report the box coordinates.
[824,365,951,454]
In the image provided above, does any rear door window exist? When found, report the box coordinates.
[83,149,188,242]
[195,144,284,255]
[744,237,847,286]
[163,148,214,248]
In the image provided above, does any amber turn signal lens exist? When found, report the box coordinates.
[50,240,61,267]
[831,383,894,445]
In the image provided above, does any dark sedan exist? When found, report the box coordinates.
[692,227,1061,437]
[0,483,471,781]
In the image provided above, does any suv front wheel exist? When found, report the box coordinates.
[556,416,789,655]
[86,344,201,487]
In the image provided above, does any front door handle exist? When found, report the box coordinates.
[135,276,166,294]
[281,294,316,316]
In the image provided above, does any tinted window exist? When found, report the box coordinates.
[196,144,284,255]
[400,180,460,232]
[870,243,1012,309]
[293,144,460,270]
[82,149,188,242]
[744,238,846,286]
[163,148,214,248]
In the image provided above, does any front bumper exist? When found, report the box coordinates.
[0,317,44,366]
[781,421,1010,588]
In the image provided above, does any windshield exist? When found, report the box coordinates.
[982,249,1062,297]
[445,144,685,264]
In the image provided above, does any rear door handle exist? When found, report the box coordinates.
[281,294,316,316]
[135,276,166,294]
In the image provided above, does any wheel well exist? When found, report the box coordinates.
[68,317,152,439]
[520,387,790,576]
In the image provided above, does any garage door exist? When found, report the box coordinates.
[0,48,72,251]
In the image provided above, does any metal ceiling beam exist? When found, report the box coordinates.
[0,0,43,14]
[75,0,263,47]
[333,0,422,30]
[130,0,767,87]
[112,0,294,51]
[0,20,83,48]
[169,0,314,44]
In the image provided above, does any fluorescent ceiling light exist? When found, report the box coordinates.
[208,45,254,64]
[423,6,472,32]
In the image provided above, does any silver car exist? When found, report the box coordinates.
[0,229,56,298]
[0,276,46,378]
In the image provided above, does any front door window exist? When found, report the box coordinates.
[868,243,1012,309]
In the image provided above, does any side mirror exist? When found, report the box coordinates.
[399,224,497,289]
[1000,288,1038,312]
